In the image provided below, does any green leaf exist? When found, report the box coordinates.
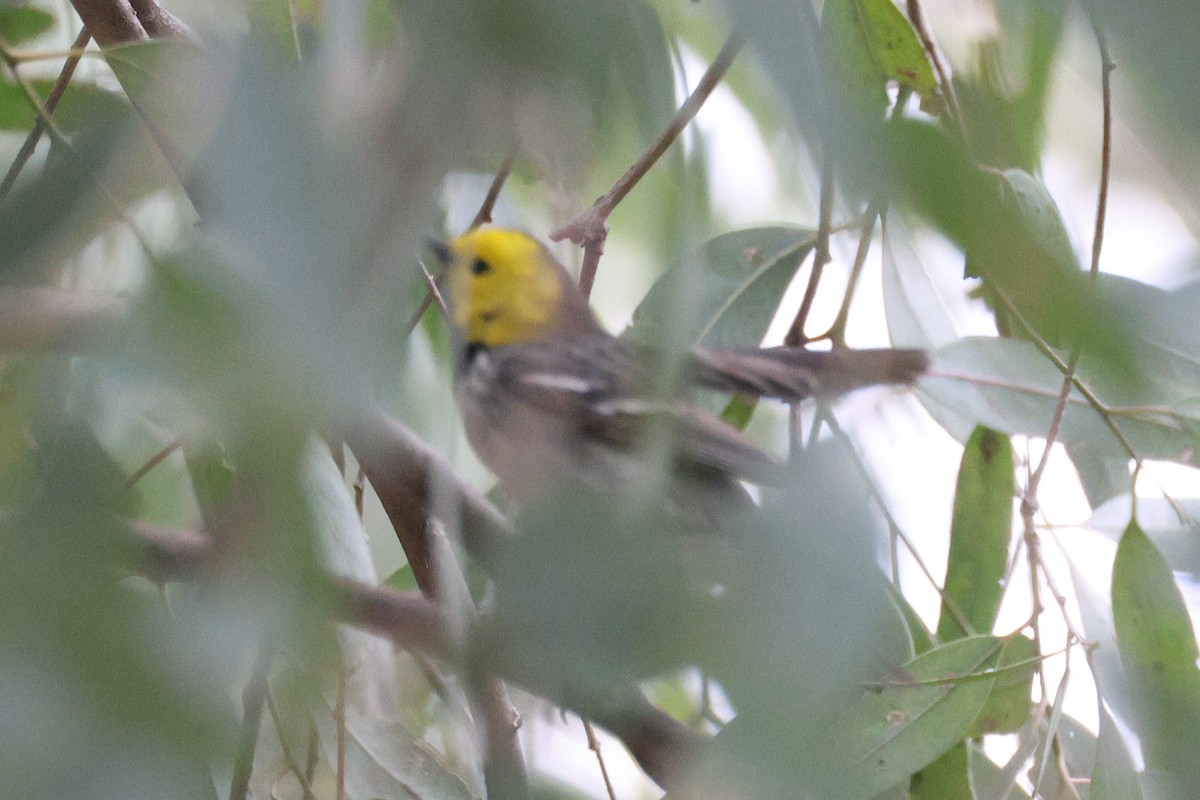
[0,5,54,43]
[955,0,1070,170]
[909,741,971,800]
[719,394,758,430]
[837,635,1003,799]
[886,580,934,655]
[1090,704,1144,800]
[881,216,961,350]
[628,225,816,349]
[1112,520,1200,799]
[919,337,1200,470]
[937,426,1013,640]
[967,634,1036,736]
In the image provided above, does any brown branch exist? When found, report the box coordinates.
[0,288,129,351]
[126,438,182,487]
[551,33,744,299]
[230,642,274,800]
[125,522,702,792]
[127,0,196,41]
[785,154,835,347]
[67,0,147,47]
[469,145,518,231]
[1026,20,1116,499]
[905,0,966,141]
[339,407,512,594]
[0,27,92,202]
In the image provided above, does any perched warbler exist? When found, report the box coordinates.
[432,228,926,515]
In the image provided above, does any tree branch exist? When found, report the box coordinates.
[551,33,744,298]
[0,288,129,351]
[125,521,704,792]
[0,27,92,202]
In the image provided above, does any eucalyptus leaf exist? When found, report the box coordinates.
[836,635,1002,799]
[937,426,1014,641]
[628,225,816,349]
[1111,521,1200,800]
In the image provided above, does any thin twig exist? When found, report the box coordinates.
[334,665,347,800]
[126,439,182,487]
[905,0,966,141]
[0,27,91,202]
[583,720,618,800]
[825,197,883,348]
[266,692,318,800]
[469,144,518,230]
[822,87,912,346]
[1025,21,1116,499]
[552,33,744,298]
[229,642,275,800]
[418,261,449,316]
[989,288,1140,464]
[785,154,836,347]
[0,42,159,259]
[402,150,519,338]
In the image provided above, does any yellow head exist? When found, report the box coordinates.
[440,229,597,347]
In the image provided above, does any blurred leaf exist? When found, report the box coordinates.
[822,0,889,118]
[1081,0,1200,146]
[836,635,1002,800]
[937,426,1013,641]
[1091,703,1143,800]
[967,740,1033,800]
[955,0,1070,170]
[724,1,825,118]
[0,124,121,282]
[967,633,1036,737]
[1066,553,1136,729]
[0,4,54,43]
[910,741,971,800]
[881,216,961,350]
[104,39,227,164]
[315,702,476,800]
[1028,670,1070,797]
[486,485,702,682]
[882,121,1134,362]
[1111,520,1200,800]
[919,337,1200,471]
[887,581,934,655]
[629,225,816,348]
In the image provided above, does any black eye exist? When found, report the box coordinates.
[471,258,491,276]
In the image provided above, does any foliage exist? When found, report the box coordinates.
[1,0,1199,799]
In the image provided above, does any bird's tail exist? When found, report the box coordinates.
[688,346,928,401]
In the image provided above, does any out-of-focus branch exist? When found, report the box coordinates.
[0,27,92,202]
[340,406,512,593]
[127,0,195,40]
[0,288,129,351]
[551,33,744,298]
[68,0,146,46]
[125,521,703,792]
[69,0,194,46]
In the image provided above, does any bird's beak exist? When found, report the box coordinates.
[427,238,451,265]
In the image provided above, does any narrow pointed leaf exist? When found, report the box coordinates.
[937,425,1014,641]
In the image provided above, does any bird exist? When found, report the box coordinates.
[430,228,927,521]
